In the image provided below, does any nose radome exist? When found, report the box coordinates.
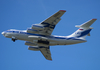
[1,32,4,35]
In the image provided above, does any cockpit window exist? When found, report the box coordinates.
[9,31,19,33]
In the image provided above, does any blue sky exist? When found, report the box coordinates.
[0,0,100,70]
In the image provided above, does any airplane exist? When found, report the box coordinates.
[1,10,97,60]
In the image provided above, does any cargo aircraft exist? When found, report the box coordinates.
[1,10,97,60]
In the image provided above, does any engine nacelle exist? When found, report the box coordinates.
[25,41,37,46]
[27,28,39,34]
[27,28,48,35]
[32,24,44,30]
[28,46,39,51]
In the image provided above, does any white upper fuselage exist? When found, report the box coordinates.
[2,29,86,46]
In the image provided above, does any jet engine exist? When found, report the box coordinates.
[32,24,44,30]
[28,46,39,51]
[27,28,47,35]
[25,41,37,46]
[27,28,39,34]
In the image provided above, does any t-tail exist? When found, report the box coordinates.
[69,19,97,40]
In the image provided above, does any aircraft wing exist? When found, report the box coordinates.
[27,10,66,36]
[27,44,52,60]
[40,10,66,35]
[40,46,52,60]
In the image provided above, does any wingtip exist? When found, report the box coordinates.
[92,18,97,20]
[60,10,66,12]
[48,59,52,61]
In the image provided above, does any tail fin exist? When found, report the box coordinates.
[69,19,97,39]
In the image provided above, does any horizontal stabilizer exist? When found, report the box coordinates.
[75,19,97,28]
[80,19,97,27]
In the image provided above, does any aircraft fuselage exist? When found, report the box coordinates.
[2,29,86,47]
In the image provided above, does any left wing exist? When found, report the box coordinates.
[27,10,66,36]
[27,44,52,60]
[40,46,52,60]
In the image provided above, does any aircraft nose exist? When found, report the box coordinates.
[1,32,5,36]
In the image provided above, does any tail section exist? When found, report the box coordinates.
[69,19,97,39]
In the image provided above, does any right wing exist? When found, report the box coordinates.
[27,10,66,36]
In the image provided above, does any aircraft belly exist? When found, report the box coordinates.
[16,34,31,42]
[49,38,86,45]
[49,39,66,45]
[65,40,86,45]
